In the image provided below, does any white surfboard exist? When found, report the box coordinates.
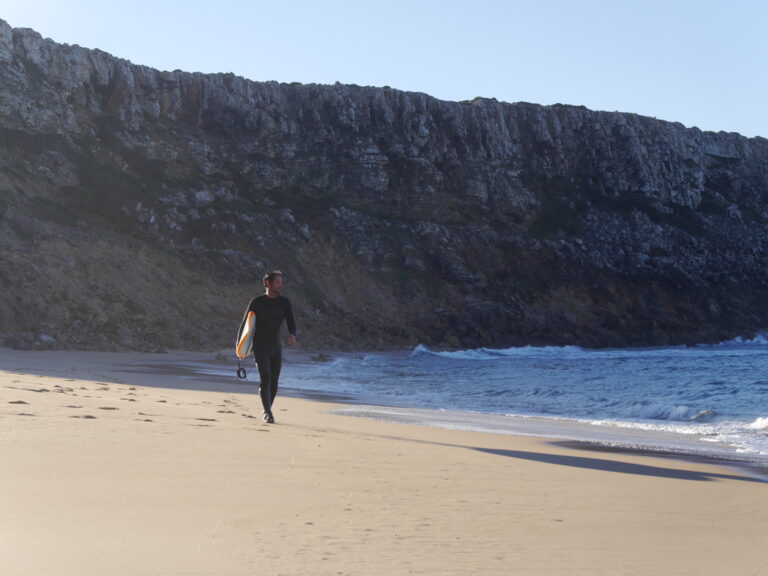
[236,311,256,359]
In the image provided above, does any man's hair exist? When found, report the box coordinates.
[263,270,283,286]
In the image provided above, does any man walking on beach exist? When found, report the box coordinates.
[238,270,297,423]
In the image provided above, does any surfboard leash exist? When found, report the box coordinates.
[236,358,247,380]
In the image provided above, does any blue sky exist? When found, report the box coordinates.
[1,0,765,137]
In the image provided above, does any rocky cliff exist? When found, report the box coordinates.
[1,18,767,351]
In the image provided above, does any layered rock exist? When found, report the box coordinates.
[1,18,766,351]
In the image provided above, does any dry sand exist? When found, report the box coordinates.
[1,349,766,575]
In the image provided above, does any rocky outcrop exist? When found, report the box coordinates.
[1,18,767,351]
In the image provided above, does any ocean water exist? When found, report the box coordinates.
[279,335,768,464]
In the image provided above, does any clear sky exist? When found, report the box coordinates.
[1,0,765,137]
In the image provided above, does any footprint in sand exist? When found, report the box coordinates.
[71,415,97,419]
[98,407,120,411]
[8,400,29,405]
[217,410,236,414]
[121,398,137,402]
[16,413,36,416]
[195,418,217,422]
[65,405,82,409]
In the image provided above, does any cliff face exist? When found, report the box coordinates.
[1,19,767,351]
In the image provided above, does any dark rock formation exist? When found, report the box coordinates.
[1,19,766,351]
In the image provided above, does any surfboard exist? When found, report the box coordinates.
[236,310,256,359]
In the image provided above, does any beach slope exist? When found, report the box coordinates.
[1,350,766,575]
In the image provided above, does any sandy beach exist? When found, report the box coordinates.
[1,349,766,575]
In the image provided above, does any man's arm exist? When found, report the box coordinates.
[285,299,297,342]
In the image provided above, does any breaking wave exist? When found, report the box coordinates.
[410,343,584,360]
[707,332,768,346]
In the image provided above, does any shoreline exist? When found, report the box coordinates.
[2,348,767,574]
[196,349,768,473]
[330,404,768,482]
[5,347,766,477]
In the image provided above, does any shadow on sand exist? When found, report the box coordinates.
[472,447,766,483]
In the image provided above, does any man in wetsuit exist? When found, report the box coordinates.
[238,270,297,423]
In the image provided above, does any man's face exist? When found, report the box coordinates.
[268,275,283,293]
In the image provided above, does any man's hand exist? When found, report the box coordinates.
[287,334,297,346]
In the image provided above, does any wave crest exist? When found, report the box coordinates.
[712,332,768,346]
[624,402,716,422]
[748,417,768,430]
[410,343,584,360]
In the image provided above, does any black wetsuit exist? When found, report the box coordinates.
[239,294,297,416]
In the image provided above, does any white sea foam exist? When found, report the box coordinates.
[411,343,584,360]
[588,418,707,435]
[708,332,768,346]
[412,334,768,362]
[748,417,768,430]
[588,418,768,457]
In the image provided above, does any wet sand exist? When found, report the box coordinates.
[1,349,766,575]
